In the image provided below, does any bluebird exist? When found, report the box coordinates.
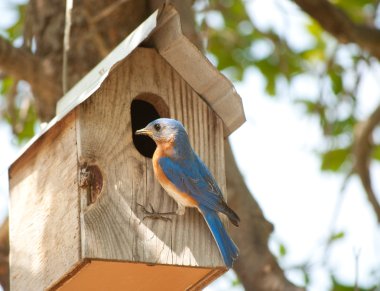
[136,118,239,268]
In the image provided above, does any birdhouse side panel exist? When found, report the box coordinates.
[77,48,225,268]
[9,112,81,290]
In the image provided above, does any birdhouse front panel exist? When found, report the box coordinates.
[77,47,226,268]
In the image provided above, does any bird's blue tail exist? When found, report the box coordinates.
[200,206,239,268]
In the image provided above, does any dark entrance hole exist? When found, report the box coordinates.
[131,95,169,158]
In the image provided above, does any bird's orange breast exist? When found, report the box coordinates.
[152,145,198,208]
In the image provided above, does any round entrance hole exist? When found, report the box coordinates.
[131,94,169,158]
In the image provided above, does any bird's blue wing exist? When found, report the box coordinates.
[159,156,239,267]
[194,154,225,199]
[158,156,224,211]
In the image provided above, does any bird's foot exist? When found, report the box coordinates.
[137,203,177,222]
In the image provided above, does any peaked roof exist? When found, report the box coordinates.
[57,4,245,135]
[12,4,245,164]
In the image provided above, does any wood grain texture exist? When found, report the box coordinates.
[77,47,227,268]
[9,112,80,291]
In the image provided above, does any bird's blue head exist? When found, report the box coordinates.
[135,118,189,145]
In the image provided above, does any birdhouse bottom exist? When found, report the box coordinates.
[53,260,224,290]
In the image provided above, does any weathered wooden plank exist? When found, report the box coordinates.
[77,47,226,268]
[9,112,80,290]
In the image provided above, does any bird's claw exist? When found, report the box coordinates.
[137,203,176,222]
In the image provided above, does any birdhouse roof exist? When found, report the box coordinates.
[11,4,245,164]
[57,4,245,136]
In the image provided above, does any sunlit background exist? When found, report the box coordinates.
[207,0,380,289]
[1,0,380,290]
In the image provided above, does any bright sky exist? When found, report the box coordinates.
[1,0,380,290]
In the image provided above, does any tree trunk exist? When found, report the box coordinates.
[0,1,301,290]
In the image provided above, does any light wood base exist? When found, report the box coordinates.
[53,260,225,291]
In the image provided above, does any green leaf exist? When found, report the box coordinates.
[301,46,325,62]
[329,116,356,137]
[255,59,278,96]
[320,147,351,172]
[328,69,343,95]
[372,145,380,161]
[279,243,287,257]
[232,278,241,286]
[0,77,14,95]
[297,99,325,115]
[6,4,26,41]
[331,275,377,291]
[333,0,376,23]
[328,231,345,243]
[307,19,324,38]
[15,104,37,145]
[303,270,310,286]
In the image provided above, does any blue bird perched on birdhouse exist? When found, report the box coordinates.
[136,118,240,268]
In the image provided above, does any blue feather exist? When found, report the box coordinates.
[158,156,240,267]
[159,156,240,226]
[159,157,226,210]
[199,206,239,268]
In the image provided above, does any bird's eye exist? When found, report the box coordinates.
[154,123,161,131]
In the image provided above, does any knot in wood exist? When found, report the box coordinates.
[80,163,103,205]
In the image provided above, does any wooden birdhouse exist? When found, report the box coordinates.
[8,5,245,291]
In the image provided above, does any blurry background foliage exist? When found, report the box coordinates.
[196,0,380,177]
[1,0,380,290]
[1,3,38,144]
[2,0,376,177]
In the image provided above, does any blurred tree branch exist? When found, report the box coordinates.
[0,37,61,120]
[293,0,380,59]
[0,37,38,82]
[353,105,380,223]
